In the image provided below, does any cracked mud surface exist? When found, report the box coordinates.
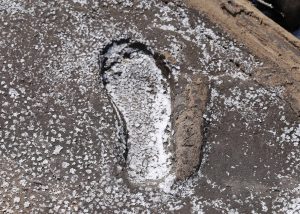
[0,0,300,213]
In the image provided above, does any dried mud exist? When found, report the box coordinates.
[0,0,299,213]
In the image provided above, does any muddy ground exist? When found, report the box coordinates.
[0,0,299,213]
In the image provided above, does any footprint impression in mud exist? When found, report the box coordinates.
[100,39,174,186]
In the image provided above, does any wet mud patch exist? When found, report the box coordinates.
[99,39,174,187]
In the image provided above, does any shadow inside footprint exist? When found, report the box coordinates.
[99,39,174,187]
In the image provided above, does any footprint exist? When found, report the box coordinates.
[99,39,174,187]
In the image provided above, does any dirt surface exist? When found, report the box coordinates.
[185,0,300,116]
[174,74,209,181]
[0,0,300,213]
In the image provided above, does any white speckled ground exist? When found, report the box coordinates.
[102,45,173,186]
[0,0,299,213]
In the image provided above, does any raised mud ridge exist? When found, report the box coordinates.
[173,76,209,181]
[99,39,209,186]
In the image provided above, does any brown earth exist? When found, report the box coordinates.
[184,0,300,116]
[1,0,300,212]
[173,74,209,180]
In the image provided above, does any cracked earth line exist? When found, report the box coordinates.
[100,41,173,187]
